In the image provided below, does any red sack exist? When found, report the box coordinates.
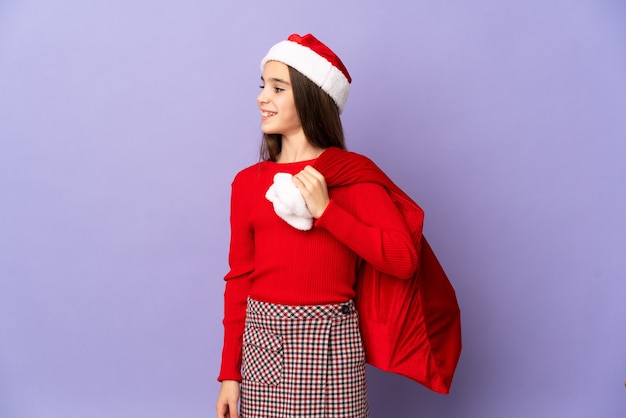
[315,148,462,394]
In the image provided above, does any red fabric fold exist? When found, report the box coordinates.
[314,147,462,394]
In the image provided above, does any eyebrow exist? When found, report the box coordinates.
[261,76,291,86]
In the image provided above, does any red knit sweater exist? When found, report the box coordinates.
[218,156,418,382]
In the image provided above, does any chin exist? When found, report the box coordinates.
[260,126,279,135]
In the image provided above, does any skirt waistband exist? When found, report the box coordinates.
[246,297,356,320]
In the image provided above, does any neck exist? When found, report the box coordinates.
[277,135,324,163]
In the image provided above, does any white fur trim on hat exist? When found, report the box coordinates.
[265,173,313,231]
[261,40,350,113]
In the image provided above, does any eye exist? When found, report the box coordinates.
[274,87,284,93]
[259,85,265,89]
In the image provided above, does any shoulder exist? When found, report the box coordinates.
[318,147,382,174]
[321,147,378,167]
[231,162,264,187]
[316,147,388,187]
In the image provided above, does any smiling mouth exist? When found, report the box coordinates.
[261,111,276,118]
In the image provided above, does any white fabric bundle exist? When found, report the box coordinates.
[265,173,313,231]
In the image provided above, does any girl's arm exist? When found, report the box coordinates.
[294,166,419,279]
[218,173,255,382]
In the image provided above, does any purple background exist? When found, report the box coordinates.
[1,1,625,417]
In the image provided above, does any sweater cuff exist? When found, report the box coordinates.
[217,370,242,382]
[218,320,245,382]
[218,347,243,382]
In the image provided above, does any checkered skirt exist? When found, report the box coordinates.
[240,298,369,418]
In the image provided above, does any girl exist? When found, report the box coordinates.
[216,34,419,418]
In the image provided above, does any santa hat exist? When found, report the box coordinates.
[260,33,351,113]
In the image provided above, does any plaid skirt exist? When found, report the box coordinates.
[240,298,369,418]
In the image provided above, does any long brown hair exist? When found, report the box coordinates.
[260,65,346,161]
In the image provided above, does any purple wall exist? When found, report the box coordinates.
[1,1,625,417]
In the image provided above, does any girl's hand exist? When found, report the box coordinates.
[292,165,329,219]
[216,380,240,418]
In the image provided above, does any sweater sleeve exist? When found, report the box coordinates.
[314,182,419,280]
[218,172,255,382]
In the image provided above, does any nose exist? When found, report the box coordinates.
[257,90,268,106]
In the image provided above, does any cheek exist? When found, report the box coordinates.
[284,107,300,126]
[281,98,298,118]
[278,93,296,109]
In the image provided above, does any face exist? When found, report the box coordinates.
[257,61,303,139]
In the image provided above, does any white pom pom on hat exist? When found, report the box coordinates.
[260,33,352,114]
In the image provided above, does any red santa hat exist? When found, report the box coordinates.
[260,33,352,113]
